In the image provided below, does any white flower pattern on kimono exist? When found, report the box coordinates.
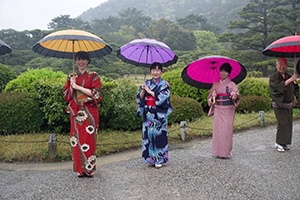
[81,143,90,152]
[86,125,95,135]
[76,110,88,122]
[85,163,94,171]
[70,136,77,147]
[88,155,97,165]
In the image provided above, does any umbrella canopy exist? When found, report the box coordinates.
[181,55,247,90]
[32,29,112,59]
[0,39,12,55]
[262,35,300,58]
[117,38,178,68]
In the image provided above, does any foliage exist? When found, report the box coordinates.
[47,15,91,30]
[4,68,65,92]
[238,77,270,99]
[105,79,142,130]
[247,70,263,78]
[236,95,271,113]
[271,0,300,35]
[162,68,210,107]
[0,92,43,134]
[0,63,16,92]
[193,30,222,52]
[168,95,204,124]
[79,0,249,33]
[32,77,69,133]
[218,0,281,51]
[176,14,221,35]
[107,102,142,130]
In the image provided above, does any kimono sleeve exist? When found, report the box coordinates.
[269,74,285,107]
[62,75,72,103]
[229,82,241,106]
[90,73,102,103]
[136,83,146,117]
[155,81,171,106]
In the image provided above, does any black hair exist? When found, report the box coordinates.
[150,62,163,72]
[75,51,90,64]
[219,62,232,74]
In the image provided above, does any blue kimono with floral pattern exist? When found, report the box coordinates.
[136,77,172,165]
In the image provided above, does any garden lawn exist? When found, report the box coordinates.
[1,109,300,163]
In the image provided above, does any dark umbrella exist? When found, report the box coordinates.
[32,28,112,75]
[181,55,247,90]
[117,38,178,68]
[0,39,12,55]
[262,35,300,75]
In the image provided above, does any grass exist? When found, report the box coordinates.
[2,109,300,163]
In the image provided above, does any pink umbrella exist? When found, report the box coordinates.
[181,55,247,90]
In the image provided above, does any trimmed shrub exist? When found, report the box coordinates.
[162,68,209,107]
[236,95,271,113]
[247,71,263,78]
[0,64,17,92]
[168,95,204,124]
[105,79,142,130]
[107,101,142,130]
[5,68,65,92]
[238,77,270,99]
[0,92,43,134]
[32,77,69,133]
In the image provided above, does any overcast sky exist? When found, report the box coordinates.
[0,0,108,31]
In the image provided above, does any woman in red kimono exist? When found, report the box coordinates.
[63,51,102,177]
[207,63,240,159]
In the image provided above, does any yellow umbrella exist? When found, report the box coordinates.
[32,28,112,75]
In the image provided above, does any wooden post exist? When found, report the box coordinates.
[48,134,57,162]
[180,121,187,141]
[259,111,265,126]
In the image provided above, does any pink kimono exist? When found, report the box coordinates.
[207,78,240,158]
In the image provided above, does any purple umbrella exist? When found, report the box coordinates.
[181,55,247,90]
[117,38,178,68]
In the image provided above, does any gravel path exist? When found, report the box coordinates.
[1,121,300,200]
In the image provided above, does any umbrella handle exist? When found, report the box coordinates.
[209,96,216,105]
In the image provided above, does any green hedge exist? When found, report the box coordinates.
[32,77,69,133]
[238,77,270,99]
[0,92,43,134]
[0,64,16,92]
[168,95,204,124]
[162,68,209,107]
[236,95,271,113]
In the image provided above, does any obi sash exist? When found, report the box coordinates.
[76,90,88,102]
[216,93,233,106]
[145,95,155,106]
[271,101,293,108]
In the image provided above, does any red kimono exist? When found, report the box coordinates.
[63,70,102,173]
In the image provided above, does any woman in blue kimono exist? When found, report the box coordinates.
[136,62,172,168]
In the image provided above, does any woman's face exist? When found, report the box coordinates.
[76,57,89,72]
[220,70,229,80]
[151,66,162,80]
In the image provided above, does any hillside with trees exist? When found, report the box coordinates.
[79,0,251,33]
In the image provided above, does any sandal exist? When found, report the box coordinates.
[86,171,94,177]
[77,172,85,177]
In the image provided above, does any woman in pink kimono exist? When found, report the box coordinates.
[207,63,240,158]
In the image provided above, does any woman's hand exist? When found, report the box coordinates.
[142,83,155,97]
[231,94,237,101]
[212,90,217,98]
[70,77,79,90]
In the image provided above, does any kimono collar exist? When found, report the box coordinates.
[150,77,162,85]
[220,78,230,84]
[77,70,88,77]
[276,71,287,80]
